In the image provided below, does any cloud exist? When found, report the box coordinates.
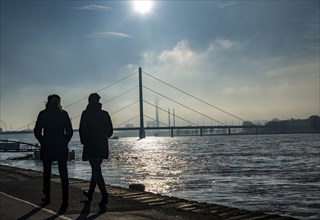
[140,40,202,82]
[141,38,237,73]
[89,31,133,38]
[221,87,235,95]
[145,38,236,67]
[136,38,245,119]
[137,38,319,121]
[218,1,236,9]
[264,62,317,78]
[304,22,320,51]
[222,86,262,97]
[74,4,111,10]
[215,38,235,49]
[158,41,196,64]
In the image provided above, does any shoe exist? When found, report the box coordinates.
[41,198,50,205]
[59,202,68,214]
[83,190,93,201]
[98,205,107,213]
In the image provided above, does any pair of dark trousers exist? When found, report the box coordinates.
[88,159,107,195]
[42,160,69,202]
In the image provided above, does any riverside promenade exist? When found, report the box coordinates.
[0,165,296,220]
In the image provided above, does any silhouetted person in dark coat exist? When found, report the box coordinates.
[34,94,73,213]
[79,93,113,207]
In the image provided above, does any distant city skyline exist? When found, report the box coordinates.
[1,1,319,130]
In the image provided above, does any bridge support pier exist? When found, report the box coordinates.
[139,67,146,139]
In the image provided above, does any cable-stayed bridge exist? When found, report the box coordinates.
[3,68,264,138]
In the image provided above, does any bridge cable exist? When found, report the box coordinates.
[71,86,138,120]
[14,71,138,131]
[144,86,226,126]
[143,71,246,122]
[15,121,36,132]
[110,100,139,116]
[101,86,138,105]
[65,71,138,109]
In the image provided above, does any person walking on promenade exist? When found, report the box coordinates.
[34,94,73,213]
[79,93,113,208]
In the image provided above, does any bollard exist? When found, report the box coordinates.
[129,183,145,192]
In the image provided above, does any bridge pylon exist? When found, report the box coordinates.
[139,67,146,139]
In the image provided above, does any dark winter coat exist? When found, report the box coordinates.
[79,103,113,161]
[34,109,73,161]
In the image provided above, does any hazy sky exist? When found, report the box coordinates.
[1,0,319,130]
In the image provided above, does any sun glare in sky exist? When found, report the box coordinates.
[132,0,154,15]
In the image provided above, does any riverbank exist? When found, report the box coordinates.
[0,164,296,220]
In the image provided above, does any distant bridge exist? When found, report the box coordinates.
[12,67,260,138]
[2,124,265,137]
[0,140,39,152]
[115,125,265,136]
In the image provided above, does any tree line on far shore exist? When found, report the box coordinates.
[242,115,320,134]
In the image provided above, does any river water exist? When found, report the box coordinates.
[0,133,319,219]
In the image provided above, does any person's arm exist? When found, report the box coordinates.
[64,111,73,143]
[34,112,44,144]
[106,113,113,138]
[79,111,87,145]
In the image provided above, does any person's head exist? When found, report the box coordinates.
[88,93,101,104]
[46,94,62,110]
